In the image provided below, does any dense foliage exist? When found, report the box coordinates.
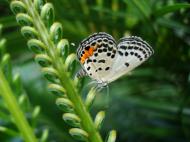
[0,0,190,142]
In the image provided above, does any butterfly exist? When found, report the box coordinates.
[76,32,154,87]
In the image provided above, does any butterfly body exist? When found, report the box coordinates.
[76,32,154,85]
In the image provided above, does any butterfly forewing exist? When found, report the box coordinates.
[77,32,117,82]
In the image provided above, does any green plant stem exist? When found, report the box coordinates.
[22,0,103,142]
[0,69,38,142]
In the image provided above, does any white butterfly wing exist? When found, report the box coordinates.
[77,32,117,83]
[104,36,154,83]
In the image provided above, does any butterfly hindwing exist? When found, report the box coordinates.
[104,36,154,83]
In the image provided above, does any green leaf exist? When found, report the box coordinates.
[0,70,38,142]
[154,3,190,17]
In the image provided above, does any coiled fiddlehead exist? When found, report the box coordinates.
[10,0,116,142]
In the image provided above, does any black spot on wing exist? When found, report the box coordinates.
[103,43,108,48]
[103,38,108,42]
[111,54,115,58]
[109,41,114,45]
[87,59,92,63]
[98,59,106,63]
[105,67,110,70]
[118,51,124,56]
[98,49,102,53]
[103,48,107,52]
[95,67,103,72]
[128,46,133,49]
[118,36,154,56]
[108,47,112,51]
[134,46,138,50]
[107,52,111,56]
[130,52,134,55]
[77,32,116,60]
[87,66,91,70]
[120,45,126,49]
[91,42,96,46]
[97,39,102,43]
[85,46,90,51]
[94,53,98,57]
[125,62,129,67]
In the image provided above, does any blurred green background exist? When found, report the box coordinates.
[0,0,190,142]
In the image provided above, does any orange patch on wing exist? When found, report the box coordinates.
[84,50,90,57]
[82,52,88,59]
[80,56,85,64]
[89,47,94,56]
[81,60,85,64]
[80,46,95,64]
